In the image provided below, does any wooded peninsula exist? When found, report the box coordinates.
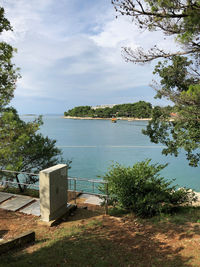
[64,101,173,119]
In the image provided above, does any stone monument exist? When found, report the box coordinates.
[39,164,68,222]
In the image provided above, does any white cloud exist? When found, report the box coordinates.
[1,0,173,113]
[91,13,177,52]
[16,74,47,97]
[91,17,138,49]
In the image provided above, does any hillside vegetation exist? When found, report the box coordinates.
[64,101,155,118]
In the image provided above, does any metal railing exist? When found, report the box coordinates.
[0,180,39,189]
[0,169,39,189]
[0,170,107,195]
[68,177,109,213]
[68,177,107,196]
[0,170,109,213]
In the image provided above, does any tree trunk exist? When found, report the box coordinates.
[15,174,23,192]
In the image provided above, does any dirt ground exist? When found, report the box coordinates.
[1,206,200,266]
[0,202,103,241]
[102,215,200,266]
[0,190,103,241]
[0,209,39,241]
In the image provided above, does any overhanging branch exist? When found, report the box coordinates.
[122,46,200,63]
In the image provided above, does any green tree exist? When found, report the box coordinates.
[101,160,196,217]
[0,108,67,192]
[132,101,152,118]
[112,0,200,166]
[0,7,20,109]
[64,106,93,117]
[0,8,68,191]
[143,56,200,166]
[112,0,200,62]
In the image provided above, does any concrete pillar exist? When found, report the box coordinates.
[39,164,68,222]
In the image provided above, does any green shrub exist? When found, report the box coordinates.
[100,159,196,217]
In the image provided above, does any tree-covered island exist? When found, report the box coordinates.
[64,101,167,119]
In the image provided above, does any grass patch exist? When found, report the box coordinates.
[108,206,128,216]
[167,206,200,224]
[137,206,200,226]
[1,205,200,266]
[109,205,200,225]
[0,218,134,267]
[86,219,103,227]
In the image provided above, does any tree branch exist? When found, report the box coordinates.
[122,46,200,63]
[113,0,190,19]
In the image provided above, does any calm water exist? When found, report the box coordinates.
[22,115,200,191]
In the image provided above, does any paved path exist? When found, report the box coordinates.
[0,192,40,216]
[77,193,102,205]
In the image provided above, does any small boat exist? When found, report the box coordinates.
[111,118,117,123]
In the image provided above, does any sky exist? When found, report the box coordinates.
[1,0,177,114]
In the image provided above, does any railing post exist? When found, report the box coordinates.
[74,179,77,204]
[69,178,71,190]
[105,182,108,215]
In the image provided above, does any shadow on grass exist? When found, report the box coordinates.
[108,205,200,244]
[124,206,200,243]
[168,206,200,224]
[109,205,200,223]
[0,230,8,239]
[0,216,194,267]
[65,207,103,223]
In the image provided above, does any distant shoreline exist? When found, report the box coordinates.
[62,116,151,121]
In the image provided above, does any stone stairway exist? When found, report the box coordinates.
[0,192,40,216]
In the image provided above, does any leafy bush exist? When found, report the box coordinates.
[100,160,196,217]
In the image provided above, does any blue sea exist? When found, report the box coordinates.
[22,115,200,191]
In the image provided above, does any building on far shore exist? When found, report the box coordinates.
[170,112,177,117]
[91,104,117,110]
